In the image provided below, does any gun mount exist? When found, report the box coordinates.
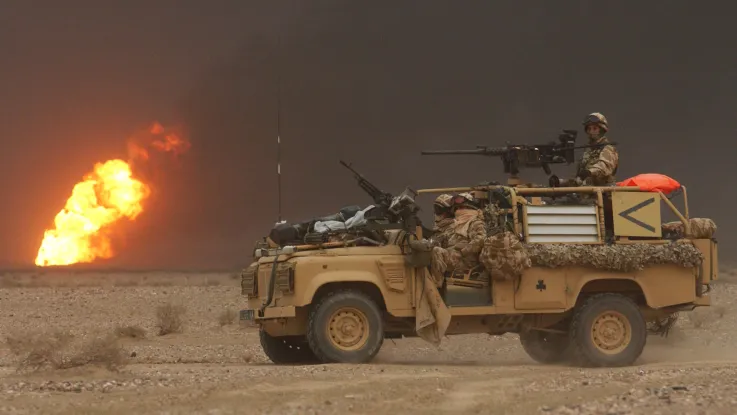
[340,160,423,234]
[421,129,616,186]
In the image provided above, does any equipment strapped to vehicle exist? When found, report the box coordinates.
[616,173,681,195]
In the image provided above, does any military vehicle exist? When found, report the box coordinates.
[240,135,718,367]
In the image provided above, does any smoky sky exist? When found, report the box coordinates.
[1,1,735,270]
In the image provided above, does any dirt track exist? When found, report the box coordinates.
[1,271,736,414]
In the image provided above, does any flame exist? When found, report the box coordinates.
[35,122,189,267]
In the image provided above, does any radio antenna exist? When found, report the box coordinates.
[276,33,284,224]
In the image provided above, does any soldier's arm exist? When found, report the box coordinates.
[461,220,486,256]
[587,145,618,178]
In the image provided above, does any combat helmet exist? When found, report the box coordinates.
[582,112,608,132]
[452,192,479,210]
[433,193,453,215]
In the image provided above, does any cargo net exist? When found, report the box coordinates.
[479,231,704,281]
[662,218,717,240]
[524,240,704,272]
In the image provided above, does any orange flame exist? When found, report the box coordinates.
[35,122,190,267]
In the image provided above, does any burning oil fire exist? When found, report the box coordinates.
[34,122,190,267]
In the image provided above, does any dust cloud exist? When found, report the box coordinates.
[1,1,734,270]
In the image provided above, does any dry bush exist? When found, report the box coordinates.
[115,325,147,339]
[5,331,126,372]
[156,303,186,335]
[218,308,238,326]
[61,334,126,371]
[5,331,73,371]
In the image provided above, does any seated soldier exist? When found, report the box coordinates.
[430,192,487,285]
[445,192,488,274]
[430,193,454,248]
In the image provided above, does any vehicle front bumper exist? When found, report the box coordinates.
[240,305,297,322]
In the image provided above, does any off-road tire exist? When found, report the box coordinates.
[306,289,384,364]
[259,329,319,365]
[569,293,647,367]
[519,329,571,364]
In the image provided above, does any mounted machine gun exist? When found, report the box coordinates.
[339,160,423,235]
[421,129,616,186]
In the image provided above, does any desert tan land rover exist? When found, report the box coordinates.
[240,173,718,368]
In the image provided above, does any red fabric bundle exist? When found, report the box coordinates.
[616,173,681,194]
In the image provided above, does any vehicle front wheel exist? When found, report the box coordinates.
[569,293,647,367]
[259,329,319,365]
[307,289,384,363]
[519,329,570,364]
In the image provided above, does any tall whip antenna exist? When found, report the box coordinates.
[276,33,284,224]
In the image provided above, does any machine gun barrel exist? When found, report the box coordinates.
[421,147,507,156]
[339,160,393,207]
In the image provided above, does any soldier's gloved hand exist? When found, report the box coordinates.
[578,169,591,180]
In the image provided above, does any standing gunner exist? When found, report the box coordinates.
[567,112,619,187]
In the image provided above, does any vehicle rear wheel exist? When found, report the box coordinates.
[259,329,319,365]
[519,329,570,364]
[307,289,384,363]
[569,293,647,367]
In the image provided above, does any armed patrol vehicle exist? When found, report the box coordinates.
[240,132,718,367]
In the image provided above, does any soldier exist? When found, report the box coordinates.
[430,192,487,285]
[445,192,487,272]
[430,193,454,248]
[565,112,619,187]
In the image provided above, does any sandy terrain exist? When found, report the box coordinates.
[1,269,736,415]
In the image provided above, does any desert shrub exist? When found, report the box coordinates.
[156,303,186,335]
[60,334,126,371]
[5,330,126,372]
[218,308,238,326]
[115,325,147,339]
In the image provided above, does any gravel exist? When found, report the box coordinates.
[0,272,735,414]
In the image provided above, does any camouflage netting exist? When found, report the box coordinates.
[480,232,532,281]
[662,218,717,239]
[524,240,704,272]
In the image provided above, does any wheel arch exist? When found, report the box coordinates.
[299,271,388,311]
[569,274,654,309]
[311,280,387,312]
[574,278,647,306]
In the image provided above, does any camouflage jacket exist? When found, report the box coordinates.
[430,217,454,248]
[576,137,619,186]
[446,211,487,269]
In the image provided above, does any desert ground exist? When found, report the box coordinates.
[1,268,736,415]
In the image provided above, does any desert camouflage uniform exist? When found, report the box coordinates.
[443,193,487,272]
[576,137,618,186]
[576,112,619,186]
[445,211,486,271]
[479,231,531,281]
[430,193,488,283]
[430,194,454,249]
[560,113,618,189]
